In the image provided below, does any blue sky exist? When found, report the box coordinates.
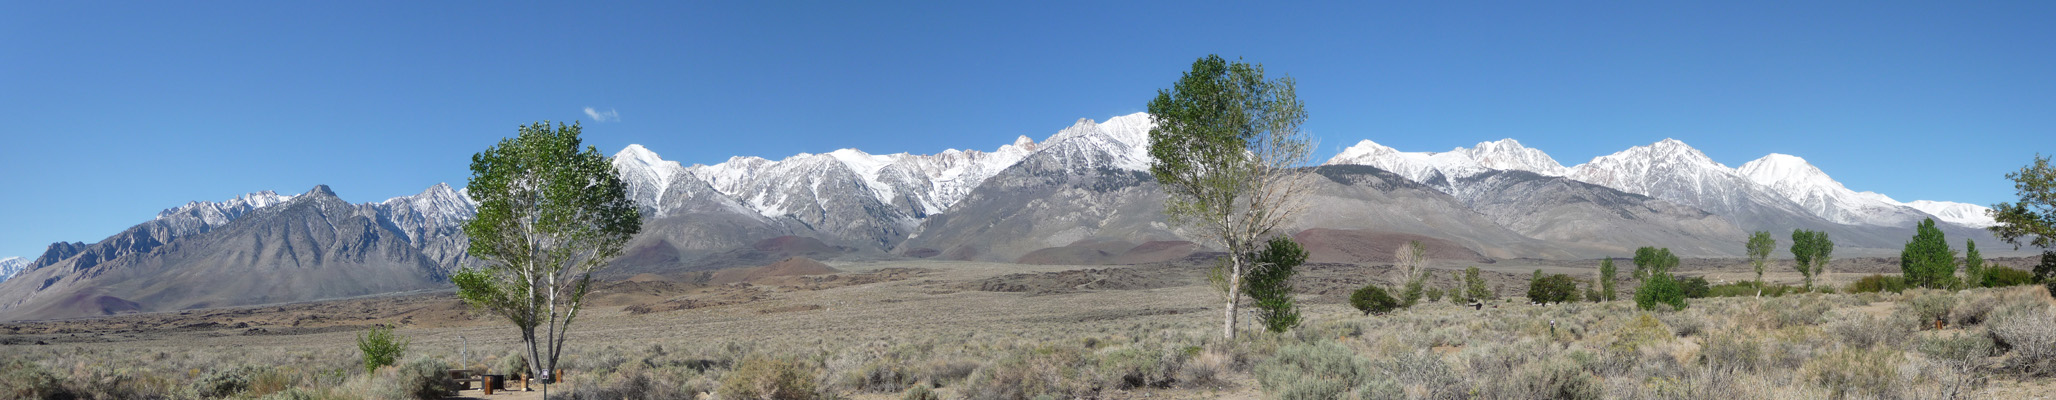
[2,2,2052,259]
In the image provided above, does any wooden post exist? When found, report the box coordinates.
[483,376,494,395]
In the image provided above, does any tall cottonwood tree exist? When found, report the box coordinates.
[1148,55,1315,339]
[1901,218,1958,289]
[1746,231,1776,297]
[1964,240,1985,288]
[1394,240,1428,306]
[453,122,641,395]
[1791,230,1834,290]
[1989,154,2056,295]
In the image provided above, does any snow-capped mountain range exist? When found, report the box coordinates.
[1326,138,1997,229]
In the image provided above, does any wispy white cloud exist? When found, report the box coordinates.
[584,107,620,122]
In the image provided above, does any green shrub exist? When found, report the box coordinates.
[1245,236,1307,333]
[1678,276,1712,298]
[1527,273,1580,304]
[720,357,818,400]
[848,360,915,393]
[1399,278,1425,307]
[358,325,409,374]
[1635,274,1687,311]
[1845,274,1910,294]
[1350,284,1401,315]
[1095,346,1178,390]
[1984,266,2036,287]
[1708,281,1797,297]
[1513,357,1601,400]
[1464,266,1495,301]
[1425,287,1445,302]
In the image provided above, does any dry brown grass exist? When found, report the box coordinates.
[3,259,2053,399]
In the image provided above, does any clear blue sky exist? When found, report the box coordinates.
[3,2,2052,259]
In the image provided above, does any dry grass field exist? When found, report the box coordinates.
[4,257,2055,400]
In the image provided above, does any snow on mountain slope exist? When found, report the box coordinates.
[613,144,691,214]
[1325,138,1566,186]
[0,257,25,284]
[373,183,477,242]
[154,190,297,235]
[1906,200,1999,228]
[1737,154,1929,227]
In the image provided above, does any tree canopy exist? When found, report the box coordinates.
[454,121,640,392]
[1790,230,1834,290]
[1901,218,1958,289]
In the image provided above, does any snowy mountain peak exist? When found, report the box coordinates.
[1906,200,1999,228]
[1462,139,1569,176]
[1040,112,1156,171]
[612,144,691,209]
[154,190,297,228]
[1736,153,1927,226]
[0,257,26,284]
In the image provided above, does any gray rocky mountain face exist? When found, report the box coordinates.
[0,185,448,321]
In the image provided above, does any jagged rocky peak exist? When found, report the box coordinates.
[30,241,87,269]
[612,144,691,208]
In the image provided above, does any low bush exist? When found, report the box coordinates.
[901,385,940,400]
[1707,281,1800,298]
[192,365,270,398]
[1254,343,1380,400]
[1425,287,1445,302]
[1987,306,2056,377]
[1679,276,1712,298]
[1827,312,1914,349]
[1094,346,1180,390]
[1802,347,1904,399]
[1846,274,1910,294]
[1983,266,2036,287]
[1350,285,1401,315]
[1,358,74,400]
[1905,291,1959,326]
[367,357,454,400]
[1512,357,1602,400]
[719,357,818,400]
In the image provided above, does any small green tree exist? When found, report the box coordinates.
[1902,218,1958,289]
[358,325,408,374]
[1632,247,1678,281]
[1147,55,1315,339]
[1791,230,1835,290]
[1598,258,1618,301]
[1244,236,1307,333]
[1393,240,1429,307]
[1632,247,1686,311]
[1963,239,1985,288]
[454,122,642,394]
[1448,270,1465,304]
[1350,285,1400,316]
[1528,273,1579,304]
[1463,266,1494,302]
[1746,231,1776,297]
[1635,274,1687,311]
[1399,278,1425,308]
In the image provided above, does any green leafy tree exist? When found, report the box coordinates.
[1632,247,1678,280]
[1146,55,1314,339]
[1631,247,1686,310]
[1990,155,2056,295]
[1963,240,1985,288]
[1901,218,1958,289]
[1463,266,1494,302]
[357,325,408,374]
[1448,271,1465,304]
[1394,240,1429,307]
[1528,273,1579,304]
[1350,285,1400,316]
[1636,273,1688,311]
[1746,231,1776,297]
[1790,230,1835,290]
[1244,236,1307,333]
[1598,258,1618,302]
[453,121,641,394]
